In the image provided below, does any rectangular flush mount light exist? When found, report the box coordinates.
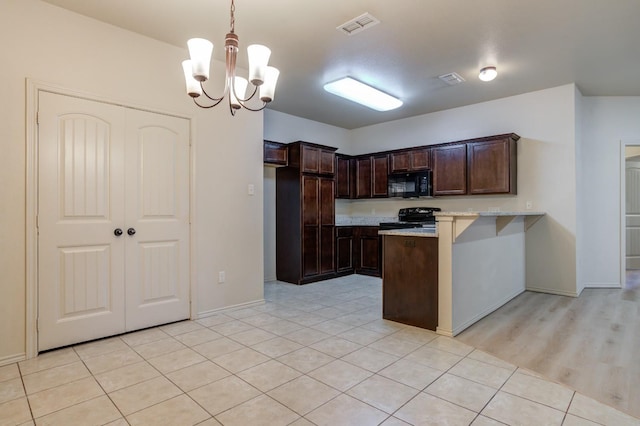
[323,77,402,111]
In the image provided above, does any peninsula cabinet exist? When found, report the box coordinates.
[356,154,388,198]
[467,134,518,194]
[389,148,430,173]
[276,142,338,285]
[432,143,467,195]
[382,235,438,330]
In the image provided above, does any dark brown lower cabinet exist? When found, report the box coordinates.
[334,226,382,278]
[355,227,381,277]
[382,235,438,330]
[335,227,354,274]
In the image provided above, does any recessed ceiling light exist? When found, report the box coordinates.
[323,77,403,111]
[479,66,498,82]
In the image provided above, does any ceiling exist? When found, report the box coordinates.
[41,0,640,129]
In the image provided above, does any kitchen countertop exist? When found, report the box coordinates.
[378,228,438,237]
[434,211,545,217]
[335,216,397,226]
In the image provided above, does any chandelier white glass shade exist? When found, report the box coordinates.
[181,0,280,115]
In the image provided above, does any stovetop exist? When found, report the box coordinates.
[398,207,441,222]
[379,207,441,230]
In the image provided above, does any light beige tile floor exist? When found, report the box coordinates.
[1,275,639,425]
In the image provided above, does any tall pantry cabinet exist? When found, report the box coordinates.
[276,142,337,284]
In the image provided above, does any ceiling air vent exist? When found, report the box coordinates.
[337,12,380,36]
[438,72,466,86]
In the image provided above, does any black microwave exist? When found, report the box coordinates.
[388,171,432,198]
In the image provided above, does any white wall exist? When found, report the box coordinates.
[580,97,640,288]
[0,0,264,362]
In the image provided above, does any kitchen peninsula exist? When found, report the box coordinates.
[380,211,544,336]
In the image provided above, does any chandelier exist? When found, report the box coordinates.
[181,0,280,115]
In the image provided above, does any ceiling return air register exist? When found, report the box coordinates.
[337,12,380,36]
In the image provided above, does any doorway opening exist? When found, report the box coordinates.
[623,143,640,289]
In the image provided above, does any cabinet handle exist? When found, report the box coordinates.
[127,228,136,236]
[114,228,123,237]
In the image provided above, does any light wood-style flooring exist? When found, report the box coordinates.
[457,284,640,419]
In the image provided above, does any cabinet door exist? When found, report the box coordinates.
[319,178,335,225]
[301,145,320,174]
[467,138,515,194]
[302,175,319,225]
[320,225,335,274]
[319,149,335,175]
[264,141,288,165]
[372,155,389,197]
[301,175,320,278]
[335,155,353,198]
[335,227,354,273]
[390,151,410,173]
[302,226,319,277]
[383,235,438,330]
[355,157,372,198]
[411,148,430,170]
[432,144,467,195]
[358,227,381,276]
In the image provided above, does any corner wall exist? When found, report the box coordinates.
[0,0,264,362]
[580,97,640,288]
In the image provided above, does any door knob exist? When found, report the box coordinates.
[127,227,136,236]
[114,228,123,237]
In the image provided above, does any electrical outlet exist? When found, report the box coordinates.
[218,271,225,283]
[248,184,255,196]
[526,201,533,210]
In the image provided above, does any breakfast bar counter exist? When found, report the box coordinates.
[436,211,544,336]
[379,211,544,336]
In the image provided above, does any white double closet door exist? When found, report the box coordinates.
[38,92,190,351]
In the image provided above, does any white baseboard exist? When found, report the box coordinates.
[452,288,525,336]
[526,285,579,297]
[436,327,453,337]
[0,352,26,367]
[582,282,622,289]
[197,299,265,318]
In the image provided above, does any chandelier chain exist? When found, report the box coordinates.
[230,0,235,33]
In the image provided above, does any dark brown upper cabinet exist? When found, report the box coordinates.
[467,135,518,195]
[432,143,467,195]
[287,141,336,176]
[355,154,388,198]
[335,154,354,199]
[389,148,430,173]
[263,140,288,166]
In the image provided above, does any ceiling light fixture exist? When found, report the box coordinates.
[323,77,403,111]
[478,66,498,82]
[181,0,280,115]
